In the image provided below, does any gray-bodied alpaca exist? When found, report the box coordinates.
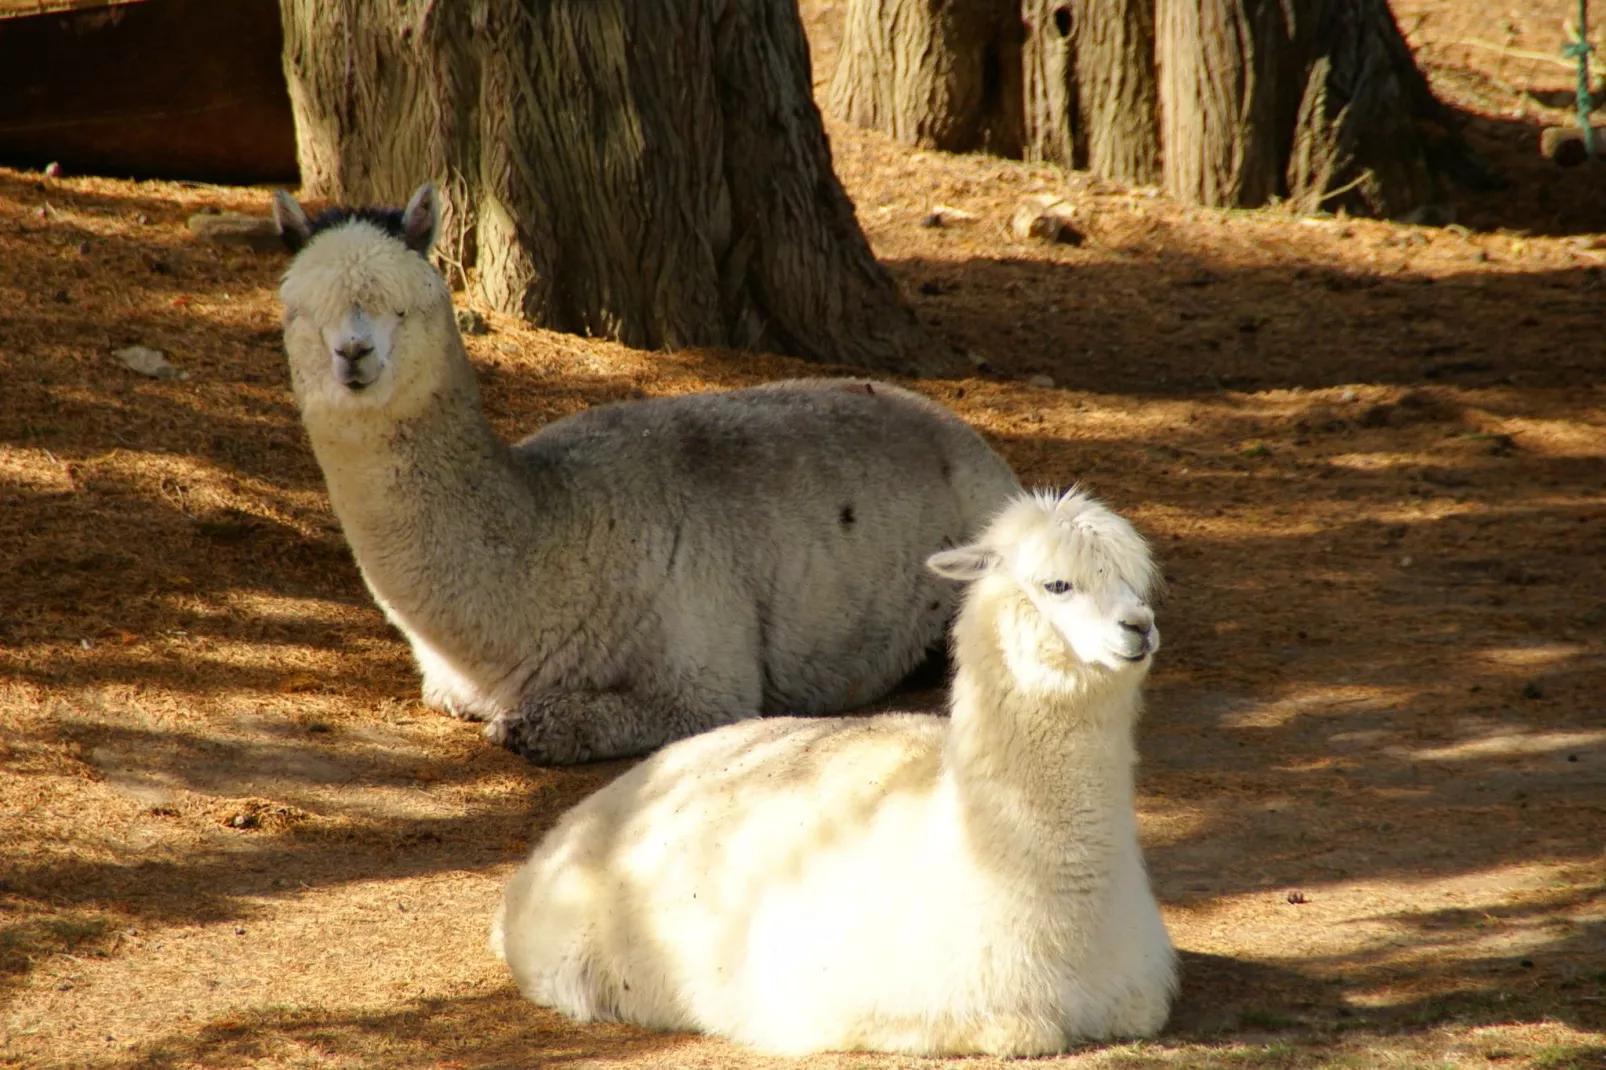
[273,182,1021,763]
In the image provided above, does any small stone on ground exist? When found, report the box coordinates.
[112,345,184,380]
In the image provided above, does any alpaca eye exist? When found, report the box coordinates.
[1043,580,1073,596]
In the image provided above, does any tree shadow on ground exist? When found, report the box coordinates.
[1155,951,1606,1066]
[32,950,1606,1069]
[3,172,1603,1064]
[0,171,212,228]
[1437,104,1606,238]
[59,990,693,1070]
[0,734,627,1007]
[1,779,522,930]
[889,252,1604,399]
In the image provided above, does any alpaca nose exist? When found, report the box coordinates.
[1117,608,1156,657]
[1118,608,1154,638]
[337,339,374,362]
[1114,612,1156,663]
[333,338,378,390]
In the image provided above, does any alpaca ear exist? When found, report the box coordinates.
[401,182,440,256]
[1052,484,1091,517]
[927,545,1000,582]
[272,190,312,254]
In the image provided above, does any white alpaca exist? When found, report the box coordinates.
[491,487,1177,1056]
[271,183,1020,764]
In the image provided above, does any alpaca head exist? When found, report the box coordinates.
[273,183,453,415]
[929,488,1160,677]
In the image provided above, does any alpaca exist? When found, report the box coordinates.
[491,487,1177,1056]
[271,182,1020,764]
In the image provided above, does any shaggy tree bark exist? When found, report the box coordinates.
[1021,0,1159,185]
[1156,0,1495,217]
[830,0,1494,217]
[277,0,479,281]
[278,0,942,373]
[1155,0,1294,207]
[1275,0,1500,217]
[827,0,1025,156]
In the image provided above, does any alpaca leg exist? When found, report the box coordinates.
[484,688,742,764]
[964,1014,1069,1058]
[1106,986,1173,1040]
[870,1012,1066,1058]
[1100,954,1178,1039]
[420,672,487,720]
[410,636,494,720]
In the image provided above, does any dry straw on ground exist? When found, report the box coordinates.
[3,1,1604,1067]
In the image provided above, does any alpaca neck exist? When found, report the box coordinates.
[941,587,1143,897]
[299,329,551,667]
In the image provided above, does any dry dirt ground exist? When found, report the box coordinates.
[2,2,1604,1068]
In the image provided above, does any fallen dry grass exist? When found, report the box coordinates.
[2,1,1605,1067]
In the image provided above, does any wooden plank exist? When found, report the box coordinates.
[1540,125,1606,167]
[0,0,144,21]
[0,0,296,182]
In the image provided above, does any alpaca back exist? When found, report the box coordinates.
[506,380,1019,715]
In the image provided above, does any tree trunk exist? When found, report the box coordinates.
[277,0,479,285]
[1021,0,1159,186]
[1157,0,1495,216]
[1279,0,1499,219]
[1155,0,1291,206]
[827,0,1024,156]
[830,0,1493,218]
[278,0,945,374]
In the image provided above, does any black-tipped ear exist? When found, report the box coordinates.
[401,182,439,256]
[927,545,1001,583]
[272,189,312,254]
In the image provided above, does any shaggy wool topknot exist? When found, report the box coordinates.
[279,206,408,255]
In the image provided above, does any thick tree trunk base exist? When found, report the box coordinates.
[1157,0,1290,206]
[1282,0,1500,218]
[827,0,1024,157]
[279,0,945,375]
[831,0,1493,220]
[1022,0,1159,186]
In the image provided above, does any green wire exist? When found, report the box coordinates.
[1564,0,1596,158]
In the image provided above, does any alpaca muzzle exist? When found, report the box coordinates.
[1116,617,1157,662]
[333,340,379,391]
